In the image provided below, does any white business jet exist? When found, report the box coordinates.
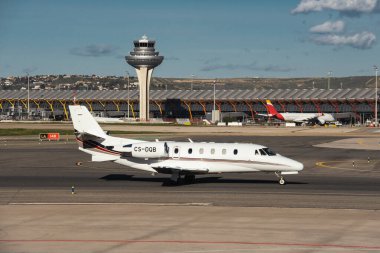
[69,105,303,185]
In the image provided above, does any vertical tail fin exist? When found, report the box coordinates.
[265,100,279,116]
[69,105,106,137]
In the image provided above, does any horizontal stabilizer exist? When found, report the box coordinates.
[79,147,119,161]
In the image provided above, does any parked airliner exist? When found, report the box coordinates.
[69,105,303,185]
[265,100,335,125]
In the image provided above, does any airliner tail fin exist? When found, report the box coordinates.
[265,100,279,116]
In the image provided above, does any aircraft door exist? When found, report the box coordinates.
[172,146,180,159]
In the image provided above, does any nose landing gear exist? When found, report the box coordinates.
[275,172,286,185]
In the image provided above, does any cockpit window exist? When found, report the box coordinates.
[123,144,132,148]
[255,150,259,155]
[259,149,267,156]
[262,148,276,156]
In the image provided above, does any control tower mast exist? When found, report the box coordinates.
[125,35,164,121]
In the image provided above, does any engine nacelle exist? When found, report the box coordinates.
[317,117,326,125]
[131,142,168,158]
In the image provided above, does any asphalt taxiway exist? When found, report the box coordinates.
[1,133,380,252]
[1,136,380,208]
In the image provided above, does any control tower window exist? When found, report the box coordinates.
[134,43,139,47]
[140,43,148,47]
[148,43,154,47]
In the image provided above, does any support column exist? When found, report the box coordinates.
[183,101,193,120]
[228,101,237,112]
[153,101,163,116]
[32,99,40,109]
[244,101,255,120]
[58,100,69,120]
[295,100,304,113]
[199,101,207,115]
[312,100,321,114]
[278,100,286,112]
[136,67,153,121]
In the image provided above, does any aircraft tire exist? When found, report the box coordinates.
[279,178,286,185]
[184,174,196,184]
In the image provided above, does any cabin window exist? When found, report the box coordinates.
[188,148,192,154]
[199,148,204,154]
[263,148,276,156]
[259,149,267,156]
[211,148,215,154]
[174,148,179,154]
[234,149,238,155]
[255,150,259,155]
[222,149,227,155]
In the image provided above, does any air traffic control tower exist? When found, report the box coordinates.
[125,35,164,121]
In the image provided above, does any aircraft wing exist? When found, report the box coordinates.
[256,113,271,117]
[293,116,316,122]
[78,147,118,162]
[151,160,210,174]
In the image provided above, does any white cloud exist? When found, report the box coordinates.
[310,20,345,33]
[311,31,376,49]
[200,62,295,72]
[292,0,378,14]
[70,44,119,57]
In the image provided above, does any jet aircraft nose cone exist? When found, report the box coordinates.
[293,160,304,171]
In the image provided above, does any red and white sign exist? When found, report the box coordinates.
[40,133,60,141]
[47,133,60,141]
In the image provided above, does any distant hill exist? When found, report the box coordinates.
[2,75,376,91]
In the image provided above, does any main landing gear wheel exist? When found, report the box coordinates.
[170,171,181,185]
[184,174,196,184]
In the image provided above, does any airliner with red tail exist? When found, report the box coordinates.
[265,100,335,125]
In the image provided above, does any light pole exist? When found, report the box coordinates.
[327,71,332,89]
[126,71,130,119]
[374,65,378,127]
[213,79,216,111]
[191,74,194,91]
[27,72,30,119]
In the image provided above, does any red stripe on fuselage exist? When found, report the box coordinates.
[75,138,121,156]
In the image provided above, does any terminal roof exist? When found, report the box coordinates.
[0,88,375,101]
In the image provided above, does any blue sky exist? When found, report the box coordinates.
[1,0,380,78]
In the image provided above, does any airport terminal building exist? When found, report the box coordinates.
[0,88,377,123]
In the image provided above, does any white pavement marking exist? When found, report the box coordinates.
[8,202,212,206]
